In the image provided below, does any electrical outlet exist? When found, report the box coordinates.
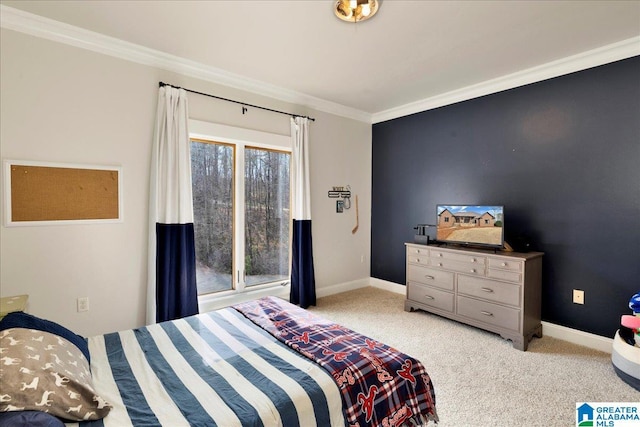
[573,289,584,305]
[77,297,89,312]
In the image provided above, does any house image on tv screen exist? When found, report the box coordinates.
[436,205,504,246]
[439,209,496,227]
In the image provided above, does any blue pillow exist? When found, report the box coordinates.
[0,311,90,362]
[0,411,65,427]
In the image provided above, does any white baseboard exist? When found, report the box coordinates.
[369,278,405,295]
[316,277,406,298]
[320,277,614,354]
[316,278,370,298]
[542,321,613,354]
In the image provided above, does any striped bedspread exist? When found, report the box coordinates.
[67,306,345,427]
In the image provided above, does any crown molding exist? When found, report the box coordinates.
[372,36,640,124]
[2,5,637,126]
[0,5,373,123]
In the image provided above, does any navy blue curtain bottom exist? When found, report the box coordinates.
[290,219,316,308]
[156,223,199,323]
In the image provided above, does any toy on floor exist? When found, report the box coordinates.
[611,292,640,391]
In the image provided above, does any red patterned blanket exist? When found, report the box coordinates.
[233,297,438,427]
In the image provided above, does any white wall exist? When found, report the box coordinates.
[0,28,371,337]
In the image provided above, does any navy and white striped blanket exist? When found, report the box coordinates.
[67,306,345,427]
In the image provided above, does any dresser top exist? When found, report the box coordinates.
[406,242,543,260]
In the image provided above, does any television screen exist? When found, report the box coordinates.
[436,205,504,248]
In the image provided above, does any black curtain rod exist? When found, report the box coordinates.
[159,81,315,122]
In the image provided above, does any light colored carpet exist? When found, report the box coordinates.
[308,287,639,427]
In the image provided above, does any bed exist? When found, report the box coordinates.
[0,296,438,427]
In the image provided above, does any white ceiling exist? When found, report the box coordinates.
[2,0,640,122]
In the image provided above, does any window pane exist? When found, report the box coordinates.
[244,148,290,286]
[191,141,234,294]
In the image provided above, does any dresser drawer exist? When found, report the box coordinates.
[458,275,521,307]
[431,258,485,276]
[408,282,454,313]
[407,254,429,266]
[407,245,430,266]
[407,245,429,257]
[488,257,522,272]
[430,249,486,266]
[487,269,522,284]
[407,264,454,290]
[457,296,520,332]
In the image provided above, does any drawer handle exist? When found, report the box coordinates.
[470,269,476,273]
[416,249,421,254]
[437,253,443,257]
[480,310,494,317]
[424,295,435,300]
[501,262,507,267]
[437,263,443,267]
[424,275,435,280]
[481,287,494,293]
[416,258,420,262]
[470,258,476,262]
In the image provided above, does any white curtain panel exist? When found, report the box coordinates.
[290,116,316,308]
[146,86,194,325]
[291,117,311,220]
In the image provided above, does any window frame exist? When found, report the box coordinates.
[189,120,292,311]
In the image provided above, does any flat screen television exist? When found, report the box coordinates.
[436,205,504,248]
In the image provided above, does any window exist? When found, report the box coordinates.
[191,140,234,294]
[189,122,291,297]
[244,147,290,287]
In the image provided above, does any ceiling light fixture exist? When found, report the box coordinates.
[334,0,380,23]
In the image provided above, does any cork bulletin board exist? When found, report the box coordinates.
[3,160,123,226]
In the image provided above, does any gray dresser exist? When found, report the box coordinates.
[405,243,543,351]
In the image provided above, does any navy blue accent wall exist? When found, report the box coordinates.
[371,57,640,338]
